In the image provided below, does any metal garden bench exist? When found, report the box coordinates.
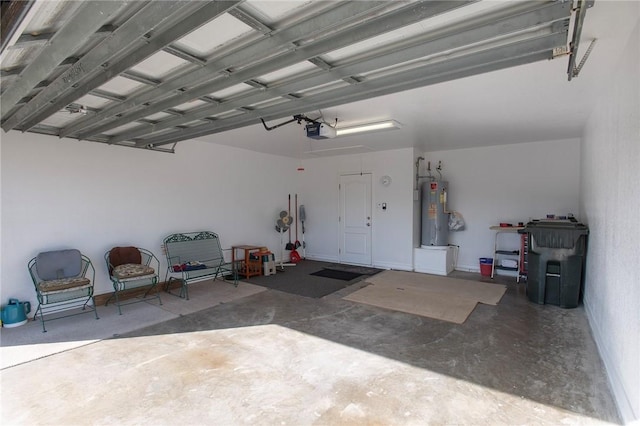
[162,231,238,299]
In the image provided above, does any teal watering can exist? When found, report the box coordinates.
[1,298,31,327]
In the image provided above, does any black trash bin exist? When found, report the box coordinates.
[519,219,588,308]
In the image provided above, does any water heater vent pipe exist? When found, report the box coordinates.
[415,157,435,189]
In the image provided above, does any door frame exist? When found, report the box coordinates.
[339,172,373,266]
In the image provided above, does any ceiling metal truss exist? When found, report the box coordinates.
[0,0,585,153]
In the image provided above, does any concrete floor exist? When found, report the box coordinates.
[0,262,620,425]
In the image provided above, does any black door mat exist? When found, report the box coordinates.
[242,260,368,299]
[247,273,354,299]
[323,263,384,275]
[310,269,364,281]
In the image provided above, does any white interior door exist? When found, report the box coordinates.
[339,173,372,265]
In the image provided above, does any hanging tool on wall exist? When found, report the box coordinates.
[294,194,301,249]
[299,203,306,259]
[285,194,295,250]
[287,194,302,263]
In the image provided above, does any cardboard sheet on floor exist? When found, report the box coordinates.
[363,270,506,305]
[343,270,507,323]
[343,284,479,324]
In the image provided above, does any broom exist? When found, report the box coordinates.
[299,203,306,259]
[294,194,301,249]
[285,194,295,250]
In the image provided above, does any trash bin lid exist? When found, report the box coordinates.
[521,219,588,249]
[525,218,586,227]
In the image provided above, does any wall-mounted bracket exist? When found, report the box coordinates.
[567,0,595,81]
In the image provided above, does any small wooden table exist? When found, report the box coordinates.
[231,245,263,278]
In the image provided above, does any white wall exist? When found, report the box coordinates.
[0,132,298,306]
[299,148,415,270]
[294,140,582,274]
[422,139,581,272]
[580,19,640,424]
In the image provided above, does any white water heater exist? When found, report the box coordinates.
[421,180,449,246]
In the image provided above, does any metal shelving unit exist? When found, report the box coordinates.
[490,226,524,283]
[520,233,529,281]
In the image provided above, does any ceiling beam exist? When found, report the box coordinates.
[58,1,403,139]
[1,1,202,132]
[1,56,82,80]
[73,1,472,140]
[228,8,273,34]
[5,26,207,67]
[90,89,127,103]
[164,109,186,117]
[27,124,176,153]
[6,30,51,50]
[0,67,22,78]
[6,25,118,51]
[6,1,243,133]
[2,70,127,105]
[161,45,206,66]
[0,1,127,118]
[111,1,570,146]
[0,0,36,53]
[142,32,564,148]
[121,70,162,87]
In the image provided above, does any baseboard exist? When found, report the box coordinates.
[454,263,481,273]
[93,281,180,306]
[303,254,406,271]
[374,260,412,271]
[584,294,638,424]
[305,254,339,263]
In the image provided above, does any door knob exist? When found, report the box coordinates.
[367,223,371,227]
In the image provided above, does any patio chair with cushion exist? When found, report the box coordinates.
[105,246,161,314]
[28,249,99,332]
